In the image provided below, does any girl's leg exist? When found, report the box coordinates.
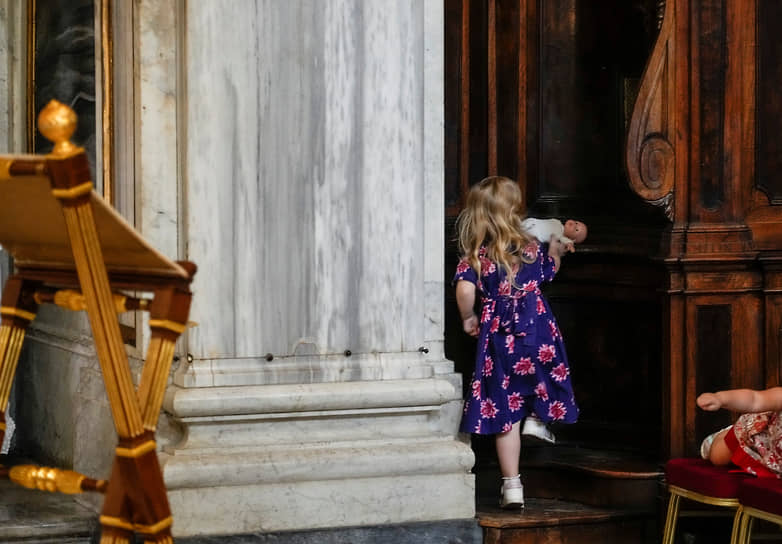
[707,429,733,466]
[496,420,524,508]
[496,420,521,477]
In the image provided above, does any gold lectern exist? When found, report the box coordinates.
[0,100,195,543]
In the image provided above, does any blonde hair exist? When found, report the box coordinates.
[456,176,534,284]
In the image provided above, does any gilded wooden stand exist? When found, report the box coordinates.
[0,100,196,543]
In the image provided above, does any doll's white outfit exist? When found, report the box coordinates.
[521,217,574,247]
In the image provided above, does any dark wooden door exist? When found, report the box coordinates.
[444,0,667,459]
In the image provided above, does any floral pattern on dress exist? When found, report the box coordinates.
[732,411,782,477]
[454,243,579,435]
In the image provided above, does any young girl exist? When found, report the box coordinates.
[454,176,579,508]
[697,387,782,478]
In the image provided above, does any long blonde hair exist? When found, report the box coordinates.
[456,176,534,283]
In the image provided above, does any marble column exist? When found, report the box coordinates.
[0,0,24,287]
[160,0,474,536]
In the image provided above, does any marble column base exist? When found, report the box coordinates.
[175,519,483,544]
[161,370,475,537]
[167,471,475,536]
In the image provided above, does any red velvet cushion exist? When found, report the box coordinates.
[665,458,752,498]
[738,477,782,516]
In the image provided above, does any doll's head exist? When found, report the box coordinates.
[564,219,587,244]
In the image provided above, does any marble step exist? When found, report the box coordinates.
[0,478,96,543]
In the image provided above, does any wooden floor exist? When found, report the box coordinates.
[479,498,656,544]
[474,443,664,543]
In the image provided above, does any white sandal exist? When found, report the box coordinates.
[522,414,556,444]
[500,475,525,509]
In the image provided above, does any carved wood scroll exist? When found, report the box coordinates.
[626,0,675,221]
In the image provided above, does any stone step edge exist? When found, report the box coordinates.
[161,438,474,489]
[523,458,663,480]
[164,376,462,418]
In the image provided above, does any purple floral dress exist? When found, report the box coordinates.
[454,243,579,435]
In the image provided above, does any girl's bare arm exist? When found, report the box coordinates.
[547,235,564,272]
[697,387,782,413]
[455,280,479,337]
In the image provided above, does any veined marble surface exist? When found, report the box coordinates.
[184,0,429,362]
[423,0,445,351]
[0,1,27,153]
[136,0,179,260]
[0,0,471,537]
[168,473,474,535]
[0,2,10,153]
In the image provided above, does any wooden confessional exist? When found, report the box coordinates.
[445,0,782,465]
[626,0,781,459]
[0,100,195,543]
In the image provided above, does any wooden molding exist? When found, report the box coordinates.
[625,0,676,220]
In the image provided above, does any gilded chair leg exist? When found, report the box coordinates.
[735,510,750,544]
[142,531,174,543]
[743,515,755,544]
[0,278,38,448]
[730,505,744,544]
[99,526,133,544]
[662,492,681,544]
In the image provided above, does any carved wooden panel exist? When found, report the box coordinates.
[533,0,661,223]
[625,0,676,219]
[756,0,782,204]
[762,261,782,389]
[446,0,662,225]
[628,0,755,235]
[662,282,686,458]
[695,0,727,213]
[544,258,664,450]
[625,0,772,458]
[766,293,782,388]
[685,295,763,457]
[693,305,732,452]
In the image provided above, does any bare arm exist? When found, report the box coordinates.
[547,235,564,272]
[455,280,479,337]
[697,387,782,413]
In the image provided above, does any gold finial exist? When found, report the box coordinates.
[37,99,83,158]
[9,464,89,494]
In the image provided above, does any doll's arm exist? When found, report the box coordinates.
[455,280,479,337]
[560,235,576,253]
[697,387,782,413]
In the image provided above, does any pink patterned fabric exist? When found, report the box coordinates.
[726,411,782,478]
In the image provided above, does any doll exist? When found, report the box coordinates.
[522,218,587,255]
